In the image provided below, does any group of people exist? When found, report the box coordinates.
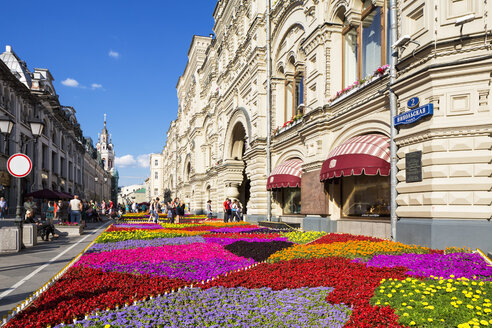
[124,202,140,214]
[19,195,117,242]
[147,198,188,224]
[223,198,243,222]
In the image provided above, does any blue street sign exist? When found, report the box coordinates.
[394,103,433,126]
[407,97,420,109]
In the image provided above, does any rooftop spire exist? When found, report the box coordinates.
[104,113,107,127]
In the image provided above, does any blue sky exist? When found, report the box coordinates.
[0,0,216,186]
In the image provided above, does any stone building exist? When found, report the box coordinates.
[0,45,112,213]
[149,153,164,199]
[156,0,491,252]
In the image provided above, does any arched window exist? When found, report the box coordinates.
[284,56,304,122]
[186,162,191,182]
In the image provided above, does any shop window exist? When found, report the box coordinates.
[341,175,390,218]
[281,188,301,215]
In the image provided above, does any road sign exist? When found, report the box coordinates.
[7,153,32,178]
[394,103,433,126]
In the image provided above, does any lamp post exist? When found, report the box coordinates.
[0,116,44,245]
[104,177,108,201]
[94,177,99,202]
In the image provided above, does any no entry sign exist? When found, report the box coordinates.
[7,153,32,178]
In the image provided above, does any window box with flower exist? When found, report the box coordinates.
[272,113,303,137]
[329,64,390,105]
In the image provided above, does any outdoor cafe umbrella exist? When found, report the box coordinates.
[25,189,62,200]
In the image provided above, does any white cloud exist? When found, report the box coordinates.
[137,154,151,168]
[115,154,137,167]
[108,50,120,59]
[91,83,103,89]
[61,78,80,87]
[115,154,151,168]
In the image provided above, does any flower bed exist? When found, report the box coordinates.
[5,267,188,328]
[372,276,492,327]
[267,240,431,262]
[60,287,351,328]
[7,221,492,328]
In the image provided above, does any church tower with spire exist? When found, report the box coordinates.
[96,114,115,171]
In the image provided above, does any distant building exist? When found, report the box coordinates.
[0,45,112,211]
[118,184,145,204]
[149,153,164,199]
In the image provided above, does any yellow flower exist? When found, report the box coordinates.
[409,321,416,326]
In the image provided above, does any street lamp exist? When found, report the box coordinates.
[94,177,99,202]
[28,118,45,138]
[0,115,14,154]
[0,116,44,248]
[0,115,15,136]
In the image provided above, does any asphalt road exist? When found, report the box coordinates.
[0,220,112,319]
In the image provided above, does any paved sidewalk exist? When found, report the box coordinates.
[0,220,112,318]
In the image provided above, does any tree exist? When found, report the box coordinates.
[163,189,172,203]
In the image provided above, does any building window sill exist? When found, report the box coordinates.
[328,65,390,106]
[272,117,303,137]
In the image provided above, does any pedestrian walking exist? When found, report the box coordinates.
[46,201,55,225]
[167,202,174,224]
[0,197,8,218]
[69,195,82,224]
[177,200,185,223]
[172,198,180,223]
[223,198,230,223]
[233,199,243,222]
[206,200,212,221]
[23,197,37,218]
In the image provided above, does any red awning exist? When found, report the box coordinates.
[320,134,390,181]
[267,159,303,190]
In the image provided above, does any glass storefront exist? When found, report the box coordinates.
[280,187,301,215]
[341,175,389,218]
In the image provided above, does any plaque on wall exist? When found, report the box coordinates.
[406,151,422,183]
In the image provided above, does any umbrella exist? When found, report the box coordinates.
[54,191,71,200]
[25,189,62,200]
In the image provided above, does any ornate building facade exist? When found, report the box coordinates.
[0,45,113,212]
[156,0,491,252]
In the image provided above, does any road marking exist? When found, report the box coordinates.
[0,221,111,301]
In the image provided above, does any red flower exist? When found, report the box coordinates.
[202,257,411,327]
[6,267,188,328]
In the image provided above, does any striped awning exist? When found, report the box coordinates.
[320,134,390,181]
[267,159,303,190]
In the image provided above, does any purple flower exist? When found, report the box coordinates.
[57,287,351,327]
[357,253,492,280]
